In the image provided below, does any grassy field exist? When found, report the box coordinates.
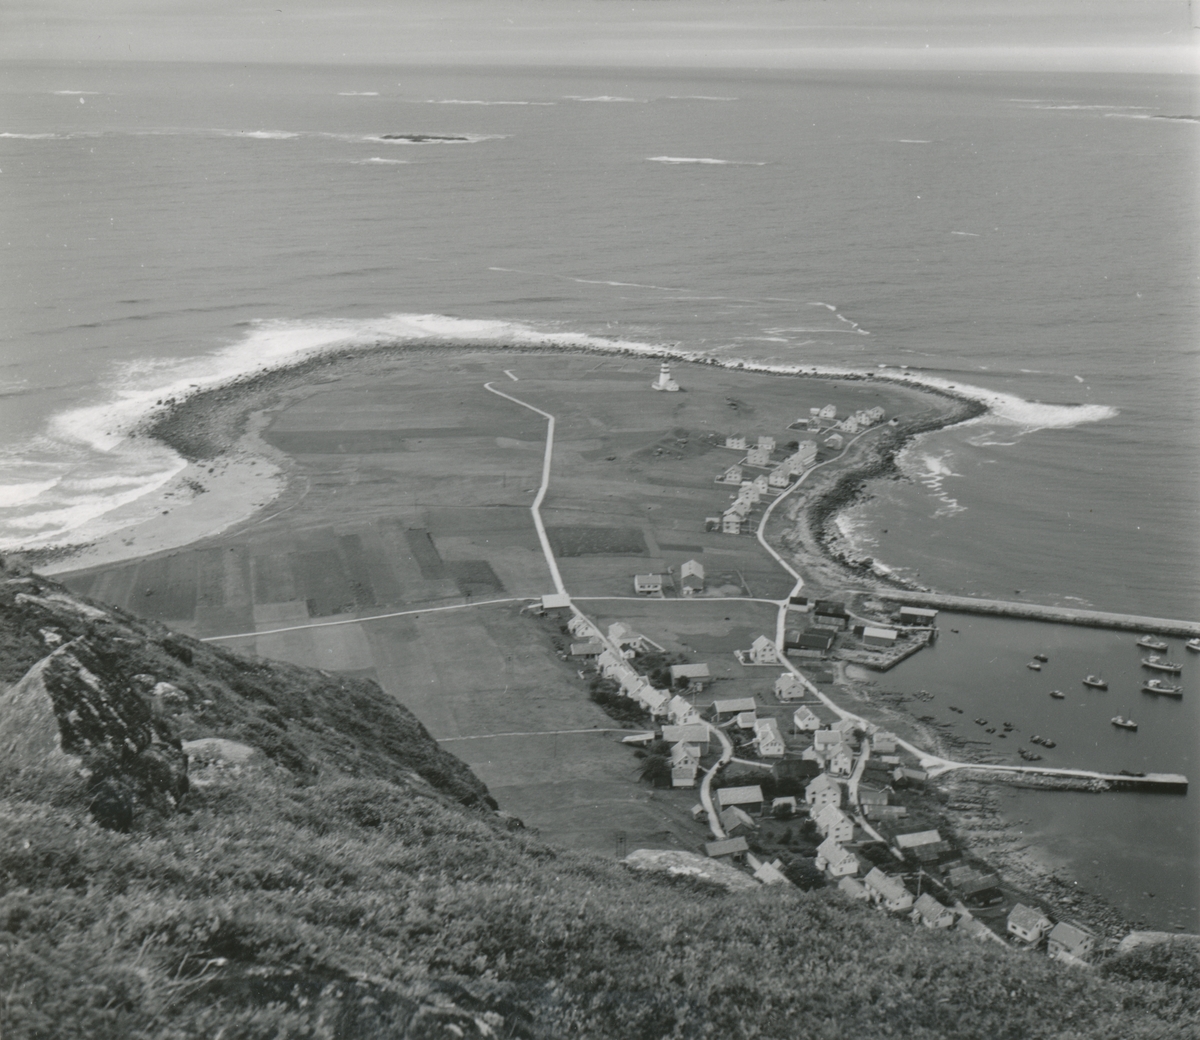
[58,350,942,853]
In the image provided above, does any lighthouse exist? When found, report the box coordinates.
[651,361,680,392]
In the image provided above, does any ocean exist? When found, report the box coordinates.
[1,60,1196,925]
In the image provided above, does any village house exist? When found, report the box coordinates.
[725,433,747,451]
[812,729,841,751]
[745,445,772,467]
[679,559,705,596]
[824,433,844,450]
[831,717,860,741]
[768,466,792,489]
[827,744,855,777]
[789,440,818,468]
[792,705,822,732]
[567,615,595,639]
[722,504,748,534]
[893,766,928,786]
[871,731,898,754]
[747,635,779,665]
[947,867,1003,906]
[862,626,899,648]
[569,641,604,657]
[716,785,764,815]
[665,695,701,725]
[756,434,776,452]
[775,673,807,702]
[669,743,702,770]
[704,836,748,861]
[838,875,870,900]
[816,836,859,878]
[899,606,938,626]
[805,772,841,809]
[736,710,757,730]
[720,463,744,484]
[913,894,955,929]
[712,696,756,719]
[668,663,710,689]
[753,717,786,757]
[1007,904,1053,946]
[814,803,855,844]
[672,765,698,788]
[863,868,914,912]
[1047,922,1096,966]
[818,404,837,420]
[751,473,770,496]
[719,805,759,836]
[633,574,664,596]
[863,804,908,820]
[839,417,860,435]
[737,481,762,504]
[856,784,890,807]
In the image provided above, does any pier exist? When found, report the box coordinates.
[875,591,1200,639]
[922,760,1188,793]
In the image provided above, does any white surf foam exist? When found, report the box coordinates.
[350,157,410,165]
[646,156,766,165]
[51,91,99,96]
[418,99,555,105]
[667,96,738,102]
[897,139,931,144]
[338,92,380,96]
[564,96,646,103]
[0,132,60,139]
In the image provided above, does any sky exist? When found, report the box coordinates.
[1,0,1196,72]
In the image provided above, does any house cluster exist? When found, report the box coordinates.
[632,559,706,598]
[710,434,818,535]
[784,599,850,658]
[797,403,886,440]
[711,695,786,760]
[570,616,674,717]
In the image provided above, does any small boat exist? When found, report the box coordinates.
[1049,689,1065,699]
[974,718,988,726]
[1187,638,1200,653]
[1142,679,1183,697]
[1002,722,1014,729]
[1137,635,1168,651]
[1111,715,1138,731]
[1141,655,1183,674]
[1083,675,1108,689]
[1118,769,1147,777]
[985,727,996,734]
[997,732,1007,738]
[1018,748,1042,761]
[1041,739,1056,748]
[1026,661,1042,671]
[1033,653,1049,663]
[948,705,963,713]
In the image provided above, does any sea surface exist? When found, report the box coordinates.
[1,61,1196,926]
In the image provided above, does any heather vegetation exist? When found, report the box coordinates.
[2,569,1198,1038]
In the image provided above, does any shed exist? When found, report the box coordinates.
[541,593,572,610]
[838,875,869,900]
[770,796,798,816]
[669,663,711,685]
[716,785,764,813]
[899,606,938,626]
[863,804,908,820]
[895,830,943,850]
[704,836,749,860]
[1007,904,1053,945]
[862,626,899,647]
[662,723,709,745]
[570,641,604,657]
[736,711,757,730]
[712,697,757,717]
[856,784,890,807]
[719,805,758,836]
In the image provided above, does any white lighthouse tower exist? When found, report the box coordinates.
[651,361,680,392]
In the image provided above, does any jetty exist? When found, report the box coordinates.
[876,591,1200,639]
[922,760,1188,794]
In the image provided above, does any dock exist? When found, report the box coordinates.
[877,591,1200,639]
[925,760,1188,793]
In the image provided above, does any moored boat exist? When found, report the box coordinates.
[1137,635,1168,651]
[1049,689,1065,699]
[1141,655,1183,674]
[1026,660,1042,671]
[1187,638,1200,653]
[1033,653,1049,663]
[1111,715,1138,731]
[1141,678,1183,697]
[1018,747,1042,761]
[1082,675,1108,689]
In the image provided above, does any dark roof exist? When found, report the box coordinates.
[772,759,821,779]
[813,600,848,616]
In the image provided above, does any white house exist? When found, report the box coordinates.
[712,697,756,717]
[814,803,855,844]
[793,705,822,732]
[824,433,844,450]
[863,868,913,912]
[768,467,791,489]
[804,772,841,810]
[753,717,786,757]
[725,433,747,450]
[722,507,746,535]
[838,875,870,900]
[1047,922,1096,966]
[745,445,772,467]
[871,731,898,754]
[1007,904,1053,945]
[757,435,776,452]
[827,744,855,776]
[818,404,837,420]
[608,622,634,645]
[720,464,743,484]
[665,695,702,725]
[812,729,841,751]
[816,836,859,877]
[669,743,702,770]
[736,710,757,730]
[679,559,705,595]
[672,765,698,788]
[831,717,860,740]
[567,615,594,639]
[751,474,770,496]
[633,574,664,596]
[862,626,898,647]
[775,673,807,702]
[913,894,955,929]
[736,481,762,504]
[747,635,779,665]
[748,854,790,886]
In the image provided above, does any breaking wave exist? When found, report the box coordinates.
[646,156,766,165]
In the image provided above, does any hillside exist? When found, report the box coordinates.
[1,560,1197,1039]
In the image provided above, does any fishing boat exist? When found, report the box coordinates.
[974,718,988,726]
[1033,653,1049,663]
[1111,716,1138,731]
[1018,748,1042,761]
[1141,678,1183,697]
[1049,689,1066,699]
[1026,660,1042,671]
[1141,655,1183,674]
[1041,739,1056,748]
[1082,675,1108,689]
[997,732,1007,738]
[1187,638,1200,653]
[1137,635,1168,651]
